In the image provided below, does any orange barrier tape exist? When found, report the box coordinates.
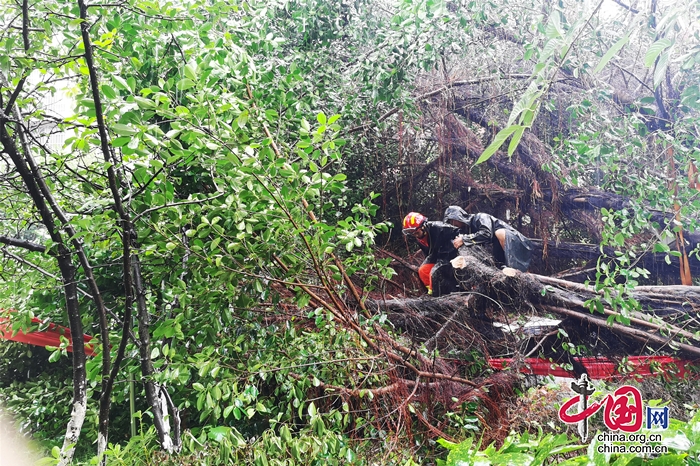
[487,356,697,380]
[0,312,95,357]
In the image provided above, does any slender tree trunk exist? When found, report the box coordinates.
[76,0,181,454]
[133,255,176,452]
[0,90,87,466]
[57,261,88,466]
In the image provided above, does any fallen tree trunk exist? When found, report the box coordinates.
[373,252,700,361]
[528,239,700,279]
[384,238,700,282]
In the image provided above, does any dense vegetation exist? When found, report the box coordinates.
[1,0,700,464]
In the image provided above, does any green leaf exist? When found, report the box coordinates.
[507,126,525,156]
[644,38,674,68]
[317,112,326,125]
[111,136,131,147]
[653,52,670,89]
[133,96,155,109]
[655,7,681,34]
[112,124,138,136]
[48,349,61,363]
[654,243,670,253]
[280,425,292,444]
[507,82,541,126]
[237,111,249,128]
[648,454,691,466]
[184,62,198,80]
[208,426,230,443]
[593,32,632,74]
[112,75,130,91]
[521,108,536,126]
[101,84,117,99]
[614,232,625,246]
[176,79,195,91]
[475,125,520,165]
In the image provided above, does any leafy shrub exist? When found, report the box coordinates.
[438,409,700,466]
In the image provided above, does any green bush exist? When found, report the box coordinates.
[438,409,700,466]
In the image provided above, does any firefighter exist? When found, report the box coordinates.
[402,212,460,295]
[443,205,533,272]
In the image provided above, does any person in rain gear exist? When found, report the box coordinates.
[402,212,461,296]
[443,206,533,272]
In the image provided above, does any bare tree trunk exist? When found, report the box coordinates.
[0,84,87,466]
[133,256,176,452]
[58,267,88,466]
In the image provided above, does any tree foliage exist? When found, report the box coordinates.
[1,0,700,464]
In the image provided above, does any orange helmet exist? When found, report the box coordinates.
[402,212,427,235]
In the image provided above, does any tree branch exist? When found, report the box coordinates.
[346,74,532,134]
[610,0,639,14]
[0,235,46,253]
[2,247,58,282]
[3,0,30,115]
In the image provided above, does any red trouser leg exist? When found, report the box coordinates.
[418,263,435,293]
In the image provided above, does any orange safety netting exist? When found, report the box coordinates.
[488,356,697,380]
[0,312,95,357]
[1,311,697,379]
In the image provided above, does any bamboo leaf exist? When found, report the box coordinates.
[507,126,525,156]
[644,38,673,68]
[475,125,520,165]
[653,52,670,89]
[540,38,563,62]
[593,32,632,74]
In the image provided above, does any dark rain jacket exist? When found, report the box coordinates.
[443,206,533,272]
[413,221,461,265]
